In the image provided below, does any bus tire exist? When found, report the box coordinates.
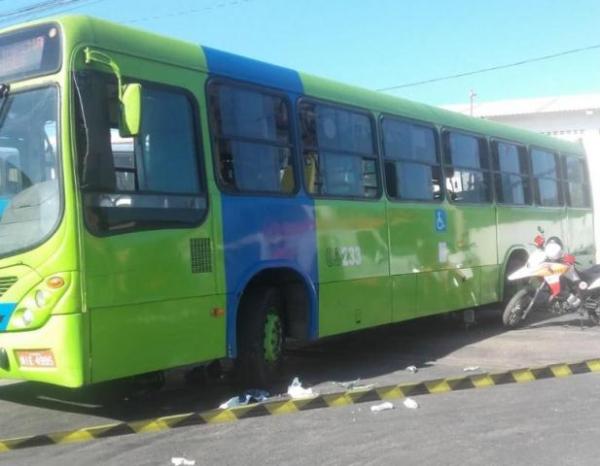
[237,287,284,388]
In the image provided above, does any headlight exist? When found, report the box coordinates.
[22,308,34,326]
[35,290,46,308]
[544,242,563,261]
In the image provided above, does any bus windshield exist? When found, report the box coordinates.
[0,86,61,257]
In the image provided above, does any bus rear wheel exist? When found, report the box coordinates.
[237,287,284,388]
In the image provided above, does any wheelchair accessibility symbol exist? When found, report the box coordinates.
[435,209,447,232]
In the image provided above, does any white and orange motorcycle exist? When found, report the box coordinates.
[502,233,600,328]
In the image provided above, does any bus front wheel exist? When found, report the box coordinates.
[237,287,284,388]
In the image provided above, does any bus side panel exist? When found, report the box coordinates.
[565,208,595,265]
[496,205,565,271]
[316,200,391,337]
[220,194,319,353]
[90,295,223,382]
[389,202,496,317]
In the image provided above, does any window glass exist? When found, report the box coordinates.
[536,178,560,206]
[316,106,373,154]
[444,131,490,203]
[300,101,378,198]
[382,118,440,201]
[446,169,490,203]
[140,88,200,194]
[382,119,436,163]
[493,141,530,205]
[565,157,584,183]
[495,173,530,205]
[448,132,487,169]
[209,83,294,194]
[530,148,561,206]
[531,149,557,177]
[496,142,523,174]
[564,156,590,207]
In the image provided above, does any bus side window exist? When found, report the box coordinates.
[492,141,531,205]
[381,118,441,201]
[564,155,591,208]
[299,101,379,198]
[208,83,295,194]
[443,131,491,203]
[530,148,561,206]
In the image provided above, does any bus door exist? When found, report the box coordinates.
[74,57,223,382]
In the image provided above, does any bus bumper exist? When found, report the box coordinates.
[0,313,87,388]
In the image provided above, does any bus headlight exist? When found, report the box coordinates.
[35,290,46,308]
[6,273,71,331]
[22,308,34,327]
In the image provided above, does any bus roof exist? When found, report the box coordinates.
[14,14,584,156]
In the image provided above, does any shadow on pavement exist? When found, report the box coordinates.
[0,305,589,428]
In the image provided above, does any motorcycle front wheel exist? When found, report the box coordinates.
[502,288,532,328]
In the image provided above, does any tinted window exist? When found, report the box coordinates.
[530,148,561,206]
[300,101,379,198]
[564,156,591,208]
[492,141,531,205]
[209,84,294,194]
[444,131,491,203]
[382,118,441,201]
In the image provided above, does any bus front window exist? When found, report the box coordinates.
[0,86,60,257]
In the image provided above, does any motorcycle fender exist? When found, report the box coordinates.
[508,266,533,281]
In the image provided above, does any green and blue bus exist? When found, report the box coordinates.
[0,16,594,388]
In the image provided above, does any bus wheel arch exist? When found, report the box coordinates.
[234,267,315,387]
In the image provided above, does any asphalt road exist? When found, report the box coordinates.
[1,307,600,465]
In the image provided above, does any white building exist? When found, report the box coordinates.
[444,94,600,255]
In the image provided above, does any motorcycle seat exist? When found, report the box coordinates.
[577,264,600,283]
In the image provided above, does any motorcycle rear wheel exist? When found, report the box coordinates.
[502,288,531,328]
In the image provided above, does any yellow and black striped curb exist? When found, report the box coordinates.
[2,358,600,453]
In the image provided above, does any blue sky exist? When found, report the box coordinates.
[3,0,600,105]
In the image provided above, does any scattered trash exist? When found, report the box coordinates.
[287,377,316,399]
[171,458,196,466]
[405,365,418,373]
[403,397,419,409]
[219,389,270,409]
[463,366,481,372]
[334,379,374,391]
[370,402,394,413]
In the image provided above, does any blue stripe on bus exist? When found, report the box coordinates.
[203,47,304,93]
[0,303,17,331]
[201,51,318,356]
[0,198,8,216]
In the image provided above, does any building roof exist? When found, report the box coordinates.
[443,93,600,118]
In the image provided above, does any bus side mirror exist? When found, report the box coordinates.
[120,83,142,138]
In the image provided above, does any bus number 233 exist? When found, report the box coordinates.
[326,246,363,267]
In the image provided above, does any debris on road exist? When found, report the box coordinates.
[405,365,418,373]
[218,389,270,409]
[370,402,394,413]
[287,377,317,399]
[171,458,196,466]
[334,378,374,391]
[463,366,481,372]
[403,397,419,409]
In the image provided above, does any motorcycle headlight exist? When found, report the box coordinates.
[544,242,563,261]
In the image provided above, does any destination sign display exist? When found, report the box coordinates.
[0,23,61,83]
